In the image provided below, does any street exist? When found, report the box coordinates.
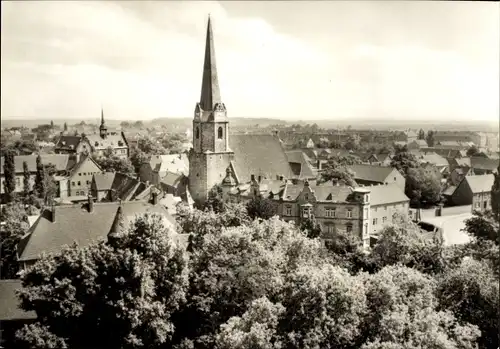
[423,213,472,246]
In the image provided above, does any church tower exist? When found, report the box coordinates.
[99,107,107,139]
[189,16,234,206]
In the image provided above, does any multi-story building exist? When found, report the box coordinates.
[449,174,495,212]
[55,110,129,159]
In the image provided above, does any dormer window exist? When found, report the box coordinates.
[304,194,309,200]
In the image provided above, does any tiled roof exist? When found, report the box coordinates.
[229,134,292,184]
[367,183,409,206]
[0,154,70,175]
[18,200,175,262]
[93,172,116,191]
[55,135,82,151]
[470,157,499,171]
[280,182,354,202]
[348,164,396,183]
[285,150,317,179]
[86,133,127,150]
[150,154,189,175]
[0,280,36,321]
[419,153,449,167]
[160,171,185,188]
[464,174,495,194]
[442,185,457,196]
[68,155,102,178]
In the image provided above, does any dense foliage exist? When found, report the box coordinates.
[319,159,357,186]
[3,149,16,203]
[93,148,135,175]
[11,205,499,349]
[405,167,443,207]
[0,204,29,279]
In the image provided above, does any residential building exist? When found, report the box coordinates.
[449,174,495,212]
[363,153,393,166]
[347,164,406,191]
[407,139,428,150]
[188,18,292,205]
[16,195,176,268]
[368,183,411,235]
[58,154,103,198]
[158,172,189,198]
[469,157,499,175]
[55,110,129,159]
[285,150,317,180]
[139,154,189,185]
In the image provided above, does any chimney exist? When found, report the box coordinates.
[88,194,94,213]
[152,191,158,205]
[145,180,150,187]
[251,174,255,182]
[258,175,262,183]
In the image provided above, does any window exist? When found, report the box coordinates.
[382,216,387,223]
[364,208,368,217]
[484,201,487,209]
[86,180,90,185]
[16,177,21,186]
[77,181,81,186]
[373,218,378,225]
[196,127,200,139]
[325,208,336,218]
[304,194,309,200]
[384,206,387,211]
[327,225,336,234]
[285,206,292,216]
[346,209,352,218]
[346,224,353,233]
[79,173,81,176]
[475,202,480,208]
[218,127,223,139]
[364,223,368,236]
[72,181,75,186]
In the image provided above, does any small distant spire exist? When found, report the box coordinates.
[100,106,105,126]
[108,205,125,242]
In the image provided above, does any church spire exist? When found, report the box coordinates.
[99,106,107,138]
[199,15,221,112]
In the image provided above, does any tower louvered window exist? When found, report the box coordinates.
[218,127,223,139]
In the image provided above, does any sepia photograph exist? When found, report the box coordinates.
[0,1,499,348]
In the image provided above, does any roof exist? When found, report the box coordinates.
[93,172,116,191]
[68,155,102,177]
[419,153,449,167]
[470,157,499,171]
[348,164,396,183]
[160,171,185,187]
[367,183,409,206]
[18,200,176,262]
[0,154,70,175]
[464,174,495,194]
[55,135,82,151]
[229,134,292,184]
[285,150,317,179]
[278,182,354,203]
[442,185,457,196]
[0,280,36,321]
[413,140,428,147]
[150,154,189,175]
[86,133,127,151]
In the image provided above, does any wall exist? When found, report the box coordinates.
[471,192,491,213]
[370,201,409,234]
[68,159,102,196]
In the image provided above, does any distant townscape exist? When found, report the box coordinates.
[1,14,499,349]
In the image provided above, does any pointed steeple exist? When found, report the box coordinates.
[108,203,125,244]
[100,106,105,127]
[199,15,222,112]
[99,106,107,139]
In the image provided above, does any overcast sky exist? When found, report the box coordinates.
[1,1,499,121]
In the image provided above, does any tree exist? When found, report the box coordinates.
[50,120,54,129]
[33,154,46,201]
[390,151,419,175]
[436,259,499,349]
[15,213,189,349]
[299,216,322,239]
[344,135,360,151]
[129,146,151,173]
[405,167,443,207]
[462,210,499,244]
[418,128,425,140]
[93,152,135,175]
[466,145,480,157]
[63,122,68,132]
[22,161,31,199]
[319,160,357,186]
[204,185,225,213]
[246,196,277,220]
[0,204,29,279]
[3,149,16,203]
[426,130,435,147]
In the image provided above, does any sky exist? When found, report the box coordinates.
[1,1,499,122]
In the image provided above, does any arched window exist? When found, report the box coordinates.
[196,127,200,139]
[217,126,223,139]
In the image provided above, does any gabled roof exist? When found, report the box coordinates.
[419,152,449,167]
[285,150,317,179]
[347,164,397,183]
[55,135,82,151]
[0,154,70,175]
[160,171,185,187]
[93,172,116,191]
[0,280,36,321]
[86,132,127,151]
[412,139,428,147]
[229,134,292,184]
[149,154,189,175]
[464,174,495,194]
[18,200,175,262]
[367,183,409,206]
[68,155,102,178]
[279,182,354,203]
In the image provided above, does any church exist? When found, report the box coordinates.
[188,17,292,205]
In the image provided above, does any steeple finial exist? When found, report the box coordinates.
[199,15,221,111]
[100,106,105,126]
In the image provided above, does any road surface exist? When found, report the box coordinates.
[423,213,472,246]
